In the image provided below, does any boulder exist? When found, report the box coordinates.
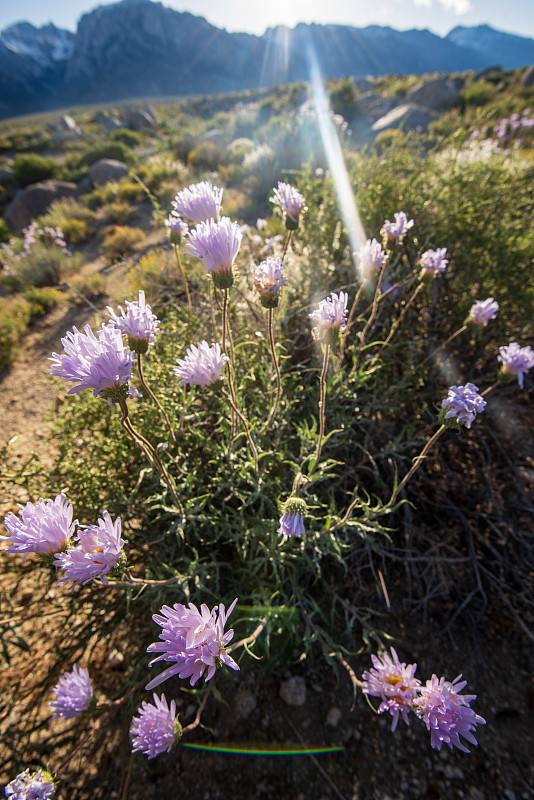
[4,180,79,230]
[522,65,534,88]
[472,65,502,82]
[372,104,435,134]
[59,114,81,135]
[93,111,123,131]
[121,108,156,131]
[406,78,461,111]
[88,159,129,186]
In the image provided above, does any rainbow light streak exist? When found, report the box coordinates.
[306,43,367,277]
[182,742,345,757]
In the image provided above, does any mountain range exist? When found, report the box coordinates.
[1,0,534,119]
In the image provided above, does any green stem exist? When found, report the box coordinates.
[418,323,467,369]
[384,424,446,511]
[137,353,176,443]
[281,229,293,260]
[173,244,192,321]
[354,259,388,368]
[308,342,330,478]
[260,307,282,434]
[222,389,259,481]
[118,398,184,519]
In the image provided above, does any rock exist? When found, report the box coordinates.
[522,65,534,88]
[59,114,81,134]
[0,166,14,185]
[93,111,123,131]
[406,78,461,111]
[88,159,129,186]
[473,65,503,81]
[234,687,257,719]
[4,180,79,230]
[108,649,125,669]
[279,675,306,707]
[325,706,342,727]
[76,176,93,195]
[372,103,435,134]
[122,108,156,131]
[354,77,374,93]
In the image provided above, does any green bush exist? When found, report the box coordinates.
[22,286,64,317]
[111,129,143,147]
[78,142,132,167]
[459,81,497,109]
[101,225,145,261]
[187,140,224,171]
[12,154,58,186]
[0,218,10,243]
[0,295,31,368]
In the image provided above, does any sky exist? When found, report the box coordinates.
[1,0,533,39]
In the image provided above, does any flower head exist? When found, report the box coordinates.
[498,342,534,388]
[165,215,188,244]
[441,383,486,429]
[415,674,485,752]
[4,769,55,799]
[48,324,135,404]
[278,497,307,537]
[380,211,414,246]
[49,665,93,719]
[2,494,75,560]
[54,512,125,588]
[270,182,307,229]
[146,599,239,689]
[107,290,159,354]
[362,648,421,731]
[358,238,389,283]
[309,291,348,340]
[171,181,223,224]
[173,341,229,388]
[420,248,449,277]
[131,693,182,759]
[468,298,499,327]
[185,217,242,289]
[256,218,268,231]
[253,257,287,308]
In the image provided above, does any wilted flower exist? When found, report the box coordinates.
[49,665,93,719]
[357,238,388,283]
[4,769,55,799]
[185,217,242,289]
[270,182,307,229]
[2,494,76,560]
[131,693,182,759]
[253,257,287,308]
[173,341,229,387]
[468,298,499,326]
[48,324,135,404]
[362,648,421,731]
[54,511,125,588]
[146,599,239,689]
[420,248,449,277]
[380,211,414,247]
[415,674,485,752]
[165,215,189,245]
[171,181,223,224]
[107,290,160,354]
[278,497,307,537]
[441,383,486,429]
[498,342,534,388]
[309,291,348,340]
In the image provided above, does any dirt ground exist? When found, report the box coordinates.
[1,214,533,800]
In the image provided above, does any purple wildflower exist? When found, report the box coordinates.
[130,693,181,759]
[165,215,189,247]
[185,217,242,289]
[498,342,534,388]
[4,769,55,799]
[415,674,486,752]
[441,383,486,429]
[362,648,421,731]
[48,324,135,404]
[278,497,307,537]
[171,181,223,224]
[270,182,307,229]
[468,298,499,326]
[54,511,125,588]
[146,599,239,690]
[49,665,93,719]
[420,248,449,277]
[357,238,389,283]
[309,291,348,340]
[107,290,160,354]
[256,218,268,231]
[380,211,414,246]
[2,494,76,560]
[173,341,229,387]
[253,256,287,308]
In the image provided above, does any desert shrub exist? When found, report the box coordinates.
[39,198,97,243]
[61,218,90,244]
[12,154,58,186]
[105,200,134,223]
[101,225,145,261]
[0,295,31,368]
[117,181,144,203]
[187,140,224,171]
[111,128,143,146]
[0,218,10,243]
[68,272,105,302]
[1,222,84,288]
[459,81,497,109]
[329,77,361,120]
[373,127,406,153]
[22,286,64,317]
[78,141,132,167]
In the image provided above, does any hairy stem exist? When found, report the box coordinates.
[137,353,176,443]
[260,308,282,434]
[173,243,192,321]
[308,342,330,478]
[384,424,446,511]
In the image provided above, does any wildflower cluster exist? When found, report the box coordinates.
[466,109,534,153]
[441,383,486,429]
[363,648,485,752]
